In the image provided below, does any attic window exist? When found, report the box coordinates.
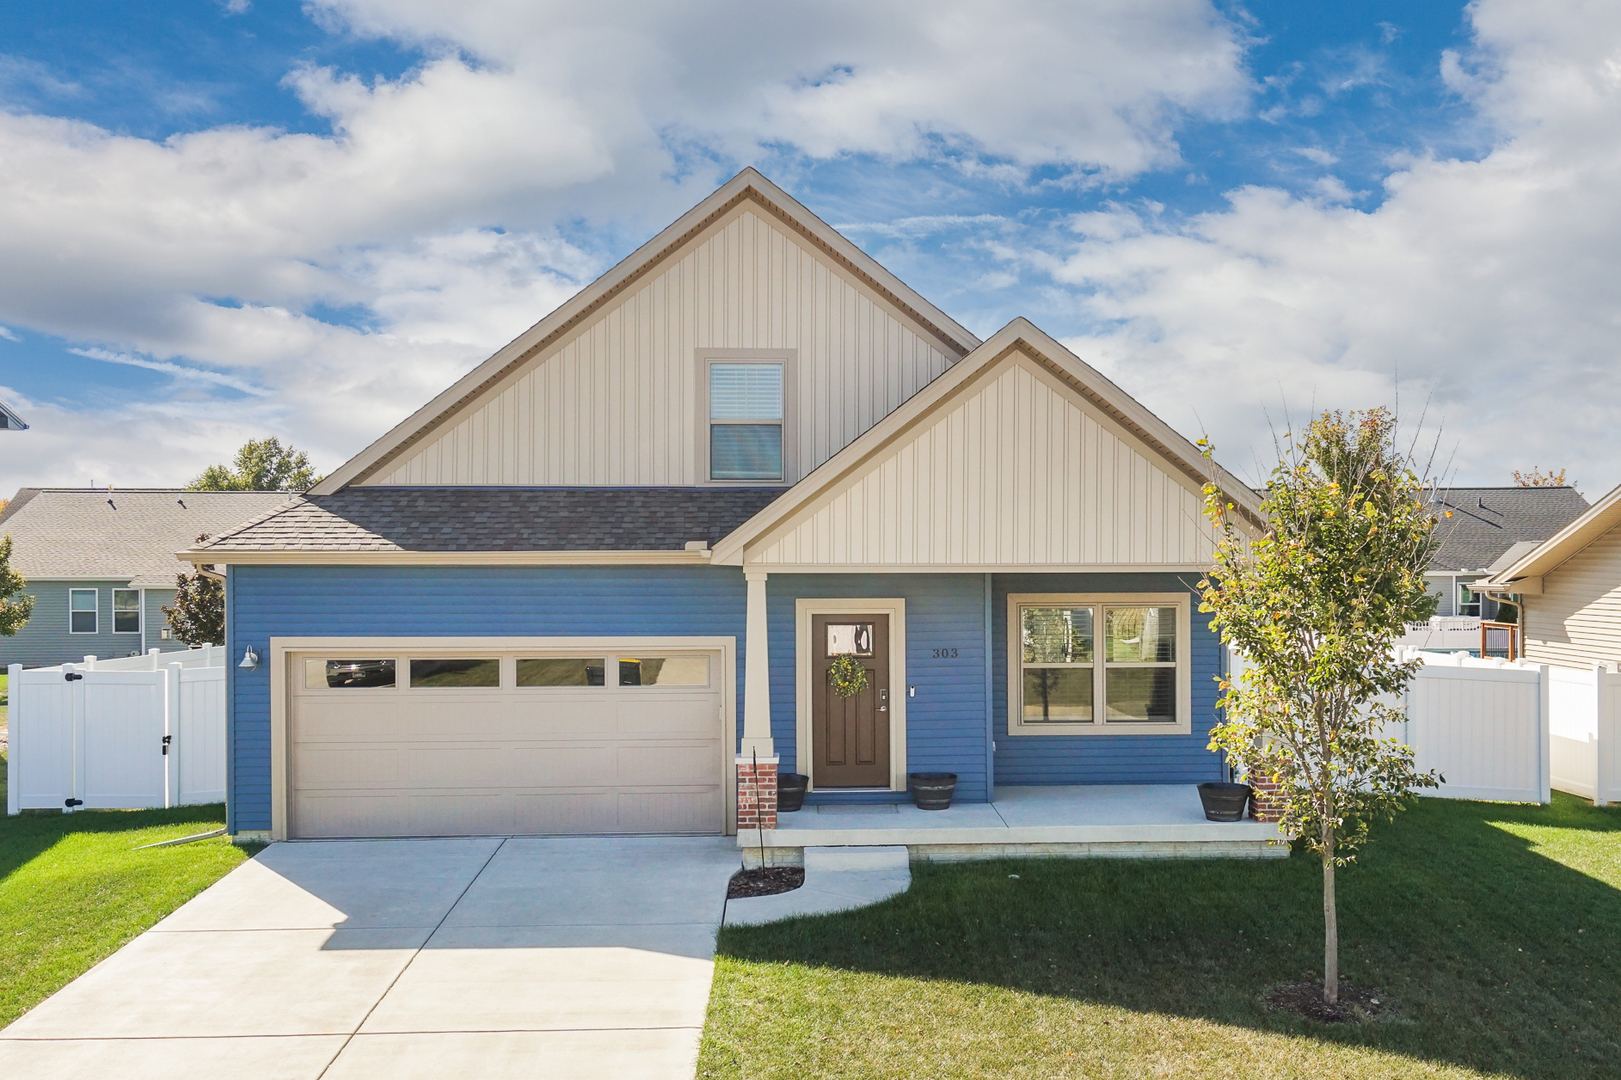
[709,363,783,481]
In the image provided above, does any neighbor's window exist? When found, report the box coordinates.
[1457,583,1482,618]
[113,589,141,634]
[517,657,606,687]
[1011,596,1187,734]
[69,589,97,634]
[409,658,500,688]
[619,656,710,686]
[710,363,783,481]
[305,658,397,689]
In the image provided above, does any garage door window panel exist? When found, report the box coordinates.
[517,657,607,687]
[305,658,397,689]
[409,658,501,688]
[619,656,709,686]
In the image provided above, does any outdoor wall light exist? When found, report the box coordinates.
[239,646,259,670]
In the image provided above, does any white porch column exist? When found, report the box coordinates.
[741,568,775,757]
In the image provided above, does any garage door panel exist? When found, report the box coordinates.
[509,745,618,787]
[618,744,723,786]
[617,791,723,834]
[290,647,725,838]
[616,697,715,736]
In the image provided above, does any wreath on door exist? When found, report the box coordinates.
[827,654,869,698]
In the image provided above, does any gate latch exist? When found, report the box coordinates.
[63,671,84,682]
[64,798,83,808]
[162,735,173,756]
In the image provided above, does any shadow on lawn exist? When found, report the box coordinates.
[0,794,230,886]
[716,795,1621,1080]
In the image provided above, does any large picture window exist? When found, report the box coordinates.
[1009,594,1190,735]
[709,362,783,481]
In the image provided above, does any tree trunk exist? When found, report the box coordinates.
[1323,825,1338,1004]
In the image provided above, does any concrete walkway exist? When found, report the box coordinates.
[0,835,740,1080]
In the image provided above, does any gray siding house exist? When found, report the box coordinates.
[0,488,292,667]
[1422,486,1589,618]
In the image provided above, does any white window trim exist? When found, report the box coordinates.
[1007,592,1192,736]
[112,587,142,634]
[68,587,98,635]
[794,598,908,792]
[697,349,797,486]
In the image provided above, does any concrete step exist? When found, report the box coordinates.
[803,845,909,872]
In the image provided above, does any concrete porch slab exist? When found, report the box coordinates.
[743,784,1285,860]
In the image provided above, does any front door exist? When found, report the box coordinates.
[811,613,890,787]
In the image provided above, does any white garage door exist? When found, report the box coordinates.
[288,647,725,838]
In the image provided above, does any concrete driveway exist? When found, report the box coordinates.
[0,836,740,1079]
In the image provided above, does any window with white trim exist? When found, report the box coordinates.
[1009,594,1191,735]
[709,362,783,481]
[113,588,141,634]
[69,588,98,634]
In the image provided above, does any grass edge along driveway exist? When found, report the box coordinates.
[0,751,253,1029]
[701,794,1621,1080]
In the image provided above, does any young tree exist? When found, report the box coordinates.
[0,534,35,636]
[1512,467,1572,488]
[190,437,320,492]
[162,536,223,646]
[1199,409,1441,1006]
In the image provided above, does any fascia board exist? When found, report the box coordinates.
[174,548,714,567]
[310,169,980,496]
[1479,480,1621,587]
[710,317,1261,565]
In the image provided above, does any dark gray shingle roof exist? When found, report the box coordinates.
[1423,487,1589,572]
[0,488,297,586]
[196,487,786,553]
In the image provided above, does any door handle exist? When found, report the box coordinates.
[878,705,888,712]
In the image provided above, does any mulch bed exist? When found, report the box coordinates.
[1265,980,1388,1023]
[727,866,805,899]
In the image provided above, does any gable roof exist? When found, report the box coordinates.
[310,169,982,496]
[710,318,1264,566]
[1479,480,1621,588]
[0,397,26,430]
[1422,486,1589,573]
[0,489,295,586]
[186,487,782,562]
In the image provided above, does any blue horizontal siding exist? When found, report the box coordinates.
[767,574,990,803]
[227,564,747,832]
[992,573,1227,787]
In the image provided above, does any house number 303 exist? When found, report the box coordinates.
[931,648,959,659]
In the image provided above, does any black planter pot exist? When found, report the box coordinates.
[908,772,958,811]
[777,772,809,813]
[1198,781,1253,822]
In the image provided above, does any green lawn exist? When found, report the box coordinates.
[701,795,1621,1079]
[0,747,252,1029]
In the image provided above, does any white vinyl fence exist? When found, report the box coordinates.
[1230,648,1552,804]
[7,646,226,815]
[1547,662,1621,805]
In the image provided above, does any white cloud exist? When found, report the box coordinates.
[1038,0,1621,491]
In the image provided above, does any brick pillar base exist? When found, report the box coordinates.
[736,756,780,832]
[1248,775,1284,823]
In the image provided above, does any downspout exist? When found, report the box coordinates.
[223,564,234,836]
[139,587,147,655]
[984,572,994,801]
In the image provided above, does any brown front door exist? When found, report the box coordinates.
[811,613,890,787]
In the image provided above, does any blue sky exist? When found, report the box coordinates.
[1,0,1618,496]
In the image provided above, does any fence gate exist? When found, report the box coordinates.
[7,652,227,815]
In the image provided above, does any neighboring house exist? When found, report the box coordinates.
[0,397,26,430]
[1478,481,1621,669]
[1420,486,1589,619]
[0,488,293,667]
[184,169,1270,843]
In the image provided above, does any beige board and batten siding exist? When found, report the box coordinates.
[366,205,957,487]
[1525,523,1621,669]
[750,351,1217,567]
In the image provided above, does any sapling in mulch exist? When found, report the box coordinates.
[1199,408,1441,1010]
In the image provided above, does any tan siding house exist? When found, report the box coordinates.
[1480,483,1621,669]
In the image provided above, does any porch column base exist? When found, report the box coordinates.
[1248,776,1284,823]
[737,755,780,832]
